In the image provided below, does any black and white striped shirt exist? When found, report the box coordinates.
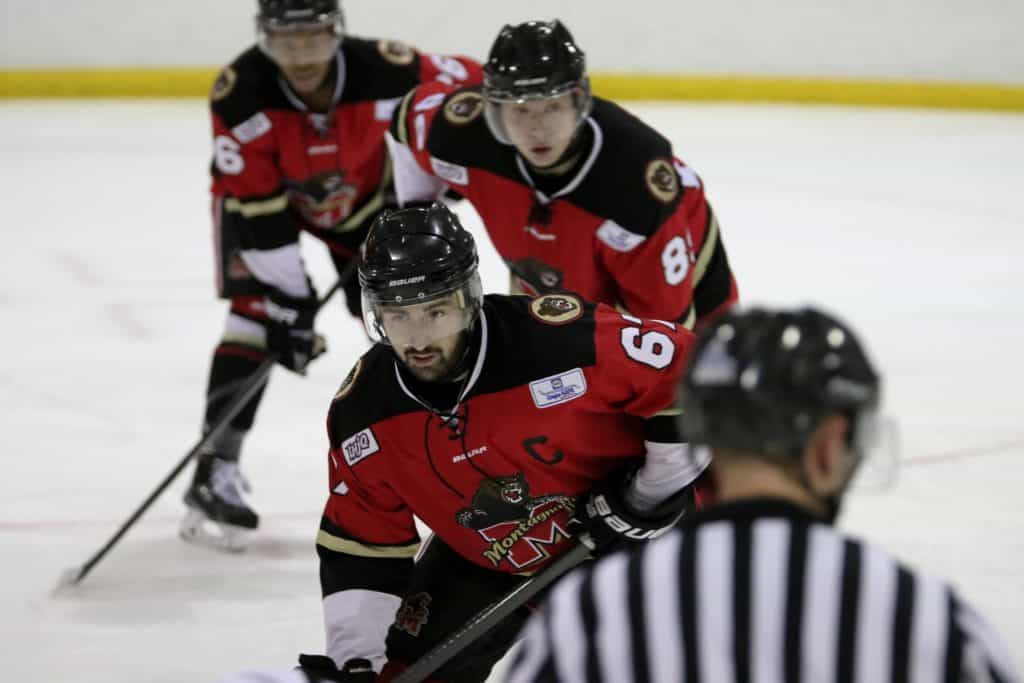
[505,499,1019,683]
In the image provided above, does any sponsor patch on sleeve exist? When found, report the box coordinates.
[529,368,588,409]
[596,219,646,252]
[430,156,469,185]
[528,294,584,325]
[341,427,380,467]
[231,112,272,144]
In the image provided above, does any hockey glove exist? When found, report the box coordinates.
[568,467,695,554]
[264,290,327,375]
[297,655,375,683]
[507,257,564,296]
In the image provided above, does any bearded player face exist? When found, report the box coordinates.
[380,293,471,382]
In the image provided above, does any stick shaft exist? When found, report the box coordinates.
[392,542,590,683]
[65,278,345,586]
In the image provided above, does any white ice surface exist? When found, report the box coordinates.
[1,100,1022,681]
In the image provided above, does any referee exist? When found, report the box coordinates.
[505,306,1019,683]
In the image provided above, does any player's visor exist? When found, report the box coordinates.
[847,411,900,491]
[362,274,482,348]
[482,81,591,145]
[256,12,344,66]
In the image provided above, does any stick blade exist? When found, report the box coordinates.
[53,566,84,594]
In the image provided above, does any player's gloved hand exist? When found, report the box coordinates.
[297,655,376,682]
[264,290,327,375]
[215,655,373,683]
[568,467,695,554]
[507,257,564,296]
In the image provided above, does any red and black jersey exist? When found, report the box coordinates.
[388,82,738,327]
[317,293,695,597]
[208,39,481,297]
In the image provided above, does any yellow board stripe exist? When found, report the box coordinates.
[316,529,420,559]
[3,68,1024,111]
[224,194,289,218]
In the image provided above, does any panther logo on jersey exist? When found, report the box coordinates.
[529,294,583,325]
[378,40,415,66]
[444,91,484,125]
[645,158,680,204]
[286,171,360,230]
[456,474,575,569]
[334,359,362,401]
[395,592,432,637]
[210,67,237,102]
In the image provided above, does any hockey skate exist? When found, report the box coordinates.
[180,454,259,553]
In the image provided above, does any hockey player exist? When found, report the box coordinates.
[386,20,738,328]
[182,0,481,550]
[219,202,709,682]
[506,307,1020,682]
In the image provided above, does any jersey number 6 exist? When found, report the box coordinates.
[619,314,676,369]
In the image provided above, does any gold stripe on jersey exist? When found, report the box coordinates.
[221,329,267,349]
[224,194,289,218]
[316,529,420,559]
[393,89,417,146]
[652,407,684,417]
[692,208,721,287]
[679,304,697,331]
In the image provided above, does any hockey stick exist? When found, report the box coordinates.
[392,541,591,683]
[55,277,346,590]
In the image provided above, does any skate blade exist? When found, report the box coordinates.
[179,509,252,553]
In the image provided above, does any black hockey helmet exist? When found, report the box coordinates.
[258,0,343,25]
[256,0,344,66]
[359,203,482,346]
[482,20,592,144]
[680,307,882,460]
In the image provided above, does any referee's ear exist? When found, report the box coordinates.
[802,414,854,498]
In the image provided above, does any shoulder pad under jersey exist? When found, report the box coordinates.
[210,46,293,128]
[326,344,409,448]
[339,36,424,102]
[424,86,514,172]
[580,97,685,238]
[473,294,600,392]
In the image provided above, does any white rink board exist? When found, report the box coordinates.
[0,100,1022,681]
[2,0,1023,83]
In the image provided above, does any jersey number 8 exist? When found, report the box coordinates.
[661,235,691,286]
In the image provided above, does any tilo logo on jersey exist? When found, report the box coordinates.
[529,368,587,408]
[341,428,380,467]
